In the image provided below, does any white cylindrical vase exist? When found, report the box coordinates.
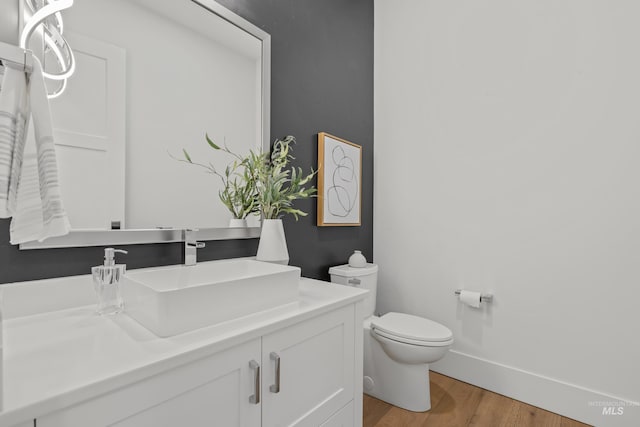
[229,218,248,228]
[256,219,289,265]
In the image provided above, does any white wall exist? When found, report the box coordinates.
[0,0,18,45]
[374,1,640,425]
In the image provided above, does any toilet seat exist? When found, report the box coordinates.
[371,312,453,346]
[372,328,453,347]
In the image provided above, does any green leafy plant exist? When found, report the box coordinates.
[174,135,259,220]
[174,134,316,221]
[249,135,317,220]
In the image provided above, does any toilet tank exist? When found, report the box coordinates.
[329,263,378,317]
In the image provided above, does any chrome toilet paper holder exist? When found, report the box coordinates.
[454,289,493,303]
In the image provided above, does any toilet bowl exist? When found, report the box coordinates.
[364,312,453,411]
[329,263,453,412]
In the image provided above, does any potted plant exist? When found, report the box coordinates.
[176,135,259,227]
[247,135,317,264]
[177,134,316,263]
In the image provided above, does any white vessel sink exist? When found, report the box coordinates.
[122,259,301,337]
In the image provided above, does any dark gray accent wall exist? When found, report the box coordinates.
[218,0,375,279]
[0,0,373,284]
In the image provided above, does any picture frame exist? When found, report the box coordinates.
[317,132,362,226]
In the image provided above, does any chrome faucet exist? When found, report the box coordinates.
[183,229,205,266]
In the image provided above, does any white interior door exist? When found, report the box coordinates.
[49,32,125,229]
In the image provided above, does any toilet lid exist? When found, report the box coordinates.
[371,312,453,343]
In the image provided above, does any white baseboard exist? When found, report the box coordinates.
[431,350,639,427]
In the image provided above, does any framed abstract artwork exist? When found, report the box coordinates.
[317,132,362,226]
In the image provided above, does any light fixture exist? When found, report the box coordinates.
[20,0,75,99]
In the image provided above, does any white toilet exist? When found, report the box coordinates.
[329,263,453,412]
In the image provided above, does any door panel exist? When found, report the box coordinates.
[320,401,354,427]
[262,306,355,427]
[50,32,125,229]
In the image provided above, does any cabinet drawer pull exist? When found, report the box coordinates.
[269,352,280,393]
[249,360,260,404]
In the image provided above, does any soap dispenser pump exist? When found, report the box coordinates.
[92,248,128,315]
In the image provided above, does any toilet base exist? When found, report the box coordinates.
[364,322,432,412]
[364,365,432,412]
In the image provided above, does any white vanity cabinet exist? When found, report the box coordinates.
[36,305,358,427]
[37,338,263,427]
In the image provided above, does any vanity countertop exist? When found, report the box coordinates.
[0,269,367,426]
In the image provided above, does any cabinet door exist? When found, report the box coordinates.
[261,306,355,427]
[38,339,261,427]
[320,401,354,427]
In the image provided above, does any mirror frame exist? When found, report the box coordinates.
[19,0,270,250]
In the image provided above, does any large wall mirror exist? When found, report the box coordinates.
[20,0,270,248]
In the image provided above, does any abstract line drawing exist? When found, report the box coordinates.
[327,145,357,217]
[317,132,362,226]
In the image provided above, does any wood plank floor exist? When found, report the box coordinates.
[363,372,591,427]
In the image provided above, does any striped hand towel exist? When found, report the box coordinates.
[2,58,70,244]
[0,64,29,218]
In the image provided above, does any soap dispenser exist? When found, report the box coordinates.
[92,248,128,315]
